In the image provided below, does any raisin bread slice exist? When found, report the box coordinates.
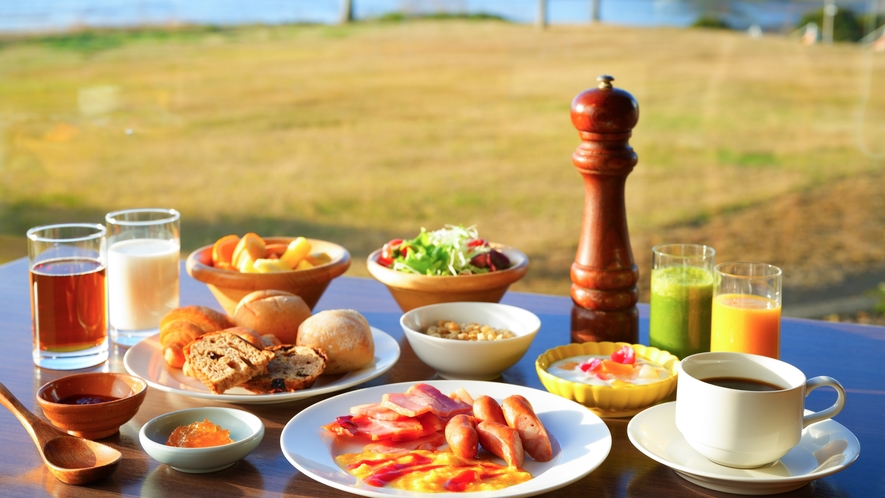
[183,331,274,394]
[239,345,328,394]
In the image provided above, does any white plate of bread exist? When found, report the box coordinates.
[124,327,399,404]
[123,297,401,404]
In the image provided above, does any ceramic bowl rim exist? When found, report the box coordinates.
[535,341,680,415]
[400,301,541,345]
[366,244,528,284]
[186,236,351,284]
[140,407,264,452]
[400,302,541,379]
[37,372,148,409]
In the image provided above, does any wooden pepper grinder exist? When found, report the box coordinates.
[569,75,640,344]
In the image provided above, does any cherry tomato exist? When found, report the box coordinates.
[381,239,403,260]
[467,238,487,248]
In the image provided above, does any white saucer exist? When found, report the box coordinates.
[627,402,860,495]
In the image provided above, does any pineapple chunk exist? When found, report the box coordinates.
[253,258,291,273]
[281,237,312,269]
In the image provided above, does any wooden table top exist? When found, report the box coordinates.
[0,257,882,497]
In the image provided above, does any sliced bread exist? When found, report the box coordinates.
[183,331,274,394]
[239,345,328,394]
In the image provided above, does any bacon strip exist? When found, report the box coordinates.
[324,412,442,442]
[381,383,473,418]
[323,415,423,440]
[391,412,443,442]
[350,403,411,421]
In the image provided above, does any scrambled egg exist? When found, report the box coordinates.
[336,449,531,493]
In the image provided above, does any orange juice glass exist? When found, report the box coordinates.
[710,263,782,359]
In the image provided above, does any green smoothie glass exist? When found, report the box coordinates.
[649,244,715,359]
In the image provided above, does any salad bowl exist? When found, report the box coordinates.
[367,245,528,312]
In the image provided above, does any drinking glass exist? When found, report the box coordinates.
[28,223,109,369]
[106,208,180,346]
[710,262,782,359]
[648,244,715,359]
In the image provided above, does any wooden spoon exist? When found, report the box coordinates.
[0,382,122,485]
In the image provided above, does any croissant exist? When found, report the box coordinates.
[159,306,235,368]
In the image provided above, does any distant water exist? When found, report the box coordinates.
[0,0,872,34]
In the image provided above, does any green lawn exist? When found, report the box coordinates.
[1,21,883,300]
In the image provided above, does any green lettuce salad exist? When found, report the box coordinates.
[377,225,511,276]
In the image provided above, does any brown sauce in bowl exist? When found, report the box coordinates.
[56,394,119,405]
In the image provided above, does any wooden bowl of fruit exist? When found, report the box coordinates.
[186,234,350,315]
[366,226,529,312]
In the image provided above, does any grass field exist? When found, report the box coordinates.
[1,20,883,305]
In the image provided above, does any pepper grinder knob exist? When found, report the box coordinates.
[569,75,640,343]
[596,74,614,89]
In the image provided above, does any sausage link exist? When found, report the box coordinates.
[502,395,553,462]
[472,395,507,425]
[444,414,478,459]
[476,420,524,468]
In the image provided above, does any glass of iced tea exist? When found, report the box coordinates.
[28,223,109,369]
[710,262,782,359]
[105,208,180,346]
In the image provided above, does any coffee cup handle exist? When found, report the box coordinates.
[803,376,846,429]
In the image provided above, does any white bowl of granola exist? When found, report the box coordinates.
[400,302,540,380]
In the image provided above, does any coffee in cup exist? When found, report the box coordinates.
[675,352,845,468]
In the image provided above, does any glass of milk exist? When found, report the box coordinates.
[105,208,180,346]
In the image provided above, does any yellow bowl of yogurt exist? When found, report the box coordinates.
[535,342,680,418]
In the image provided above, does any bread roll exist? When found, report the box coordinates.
[296,309,374,375]
[224,326,264,348]
[233,290,311,344]
[160,306,236,368]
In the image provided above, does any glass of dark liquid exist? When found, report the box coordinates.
[27,223,109,370]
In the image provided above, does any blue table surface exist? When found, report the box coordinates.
[1,257,883,497]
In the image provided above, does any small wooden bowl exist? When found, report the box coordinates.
[366,245,529,312]
[37,372,148,440]
[186,237,351,315]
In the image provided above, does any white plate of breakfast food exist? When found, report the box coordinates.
[124,326,400,405]
[281,379,613,497]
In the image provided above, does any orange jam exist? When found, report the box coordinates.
[336,449,531,492]
[165,419,233,448]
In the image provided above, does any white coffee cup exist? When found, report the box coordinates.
[675,352,845,468]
